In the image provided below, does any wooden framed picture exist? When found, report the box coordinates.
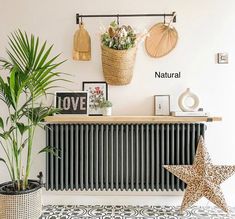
[154,95,170,116]
[55,91,89,115]
[82,81,108,115]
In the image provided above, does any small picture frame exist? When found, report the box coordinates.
[82,81,108,115]
[55,91,89,115]
[154,95,170,116]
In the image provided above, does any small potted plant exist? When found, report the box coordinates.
[101,21,137,85]
[0,30,64,219]
[99,99,113,116]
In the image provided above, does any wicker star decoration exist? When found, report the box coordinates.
[164,136,235,213]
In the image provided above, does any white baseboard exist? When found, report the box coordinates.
[42,190,210,206]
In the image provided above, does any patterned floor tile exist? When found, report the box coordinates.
[40,205,235,219]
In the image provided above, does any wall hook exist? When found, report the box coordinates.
[76,13,80,24]
[117,14,120,25]
[164,13,166,24]
[172,11,176,23]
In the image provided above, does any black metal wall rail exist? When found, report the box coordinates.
[76,12,176,24]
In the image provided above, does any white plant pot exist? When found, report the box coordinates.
[0,180,42,219]
[102,107,112,116]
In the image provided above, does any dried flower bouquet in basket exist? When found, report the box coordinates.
[101,21,137,50]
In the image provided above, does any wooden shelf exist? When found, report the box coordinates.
[44,115,222,124]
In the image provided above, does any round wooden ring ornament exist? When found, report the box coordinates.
[145,22,178,58]
[178,88,199,112]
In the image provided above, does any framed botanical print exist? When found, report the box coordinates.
[82,81,108,115]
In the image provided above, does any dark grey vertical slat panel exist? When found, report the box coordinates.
[130,125,134,191]
[49,125,54,190]
[105,125,109,190]
[186,124,190,165]
[100,125,104,190]
[75,125,79,190]
[85,125,89,190]
[136,125,139,191]
[90,125,94,190]
[160,124,164,191]
[202,124,206,139]
[120,125,124,191]
[196,124,201,147]
[65,125,69,190]
[156,125,160,191]
[140,125,144,191]
[80,125,84,190]
[46,125,49,190]
[95,125,99,191]
[165,124,169,191]
[176,124,180,191]
[70,125,74,190]
[60,125,64,190]
[191,124,195,163]
[115,125,119,190]
[125,125,129,191]
[46,122,206,192]
[195,124,201,158]
[170,124,175,191]
[181,124,185,190]
[110,125,114,191]
[202,124,206,142]
[151,125,154,191]
[54,125,59,190]
[201,124,206,138]
[146,125,149,191]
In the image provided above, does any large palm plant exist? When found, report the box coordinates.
[0,30,65,191]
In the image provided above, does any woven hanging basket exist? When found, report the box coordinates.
[145,22,178,58]
[101,45,137,85]
[0,181,42,219]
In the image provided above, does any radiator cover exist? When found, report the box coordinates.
[45,123,205,191]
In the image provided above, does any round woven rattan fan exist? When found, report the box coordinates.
[145,22,178,58]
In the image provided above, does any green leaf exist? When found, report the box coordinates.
[110,20,118,28]
[0,158,6,164]
[9,67,17,108]
[0,127,15,140]
[0,132,9,140]
[39,146,60,158]
[16,122,29,135]
[0,117,4,129]
[0,76,14,108]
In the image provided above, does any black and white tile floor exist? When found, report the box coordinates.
[40,205,235,219]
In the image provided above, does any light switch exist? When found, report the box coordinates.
[217,53,228,64]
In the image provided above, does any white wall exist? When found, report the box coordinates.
[1,0,235,207]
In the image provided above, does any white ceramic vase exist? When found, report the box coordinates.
[178,88,199,112]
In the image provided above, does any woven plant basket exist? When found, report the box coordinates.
[101,45,137,85]
[0,180,42,219]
